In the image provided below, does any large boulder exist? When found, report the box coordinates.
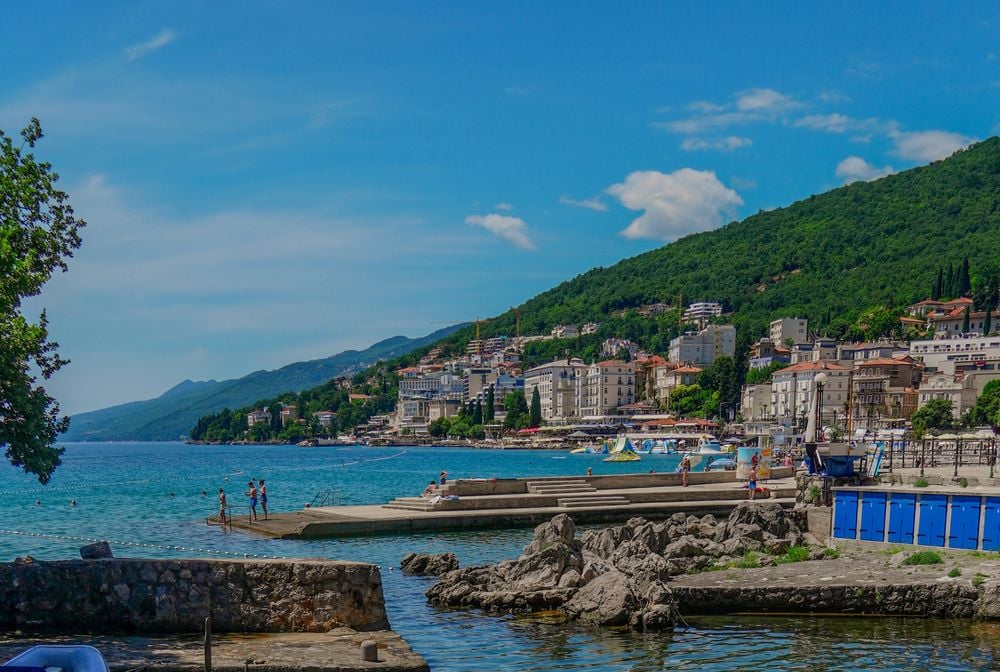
[80,542,113,560]
[400,552,459,576]
[563,570,636,626]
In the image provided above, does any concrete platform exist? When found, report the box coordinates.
[218,474,797,539]
[0,628,429,672]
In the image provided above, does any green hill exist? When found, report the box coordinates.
[190,138,1000,437]
[63,324,464,441]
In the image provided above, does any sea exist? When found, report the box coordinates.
[0,442,996,671]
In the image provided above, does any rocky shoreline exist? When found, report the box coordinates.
[414,503,1000,629]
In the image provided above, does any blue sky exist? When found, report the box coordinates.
[3,1,998,415]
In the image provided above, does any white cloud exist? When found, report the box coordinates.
[465,213,535,250]
[890,129,976,162]
[835,156,894,184]
[606,169,743,242]
[680,136,752,152]
[818,90,851,103]
[125,29,177,62]
[736,87,798,112]
[495,202,513,211]
[559,195,607,212]
[657,88,798,135]
[794,113,852,133]
[687,100,724,113]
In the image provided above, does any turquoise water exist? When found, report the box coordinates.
[0,443,996,671]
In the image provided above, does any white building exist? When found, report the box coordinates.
[576,360,635,417]
[600,338,640,359]
[740,383,773,422]
[910,334,1000,376]
[769,317,809,345]
[683,301,723,323]
[669,324,736,366]
[523,358,588,421]
[551,324,580,339]
[770,361,851,428]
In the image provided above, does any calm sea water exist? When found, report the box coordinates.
[0,442,996,671]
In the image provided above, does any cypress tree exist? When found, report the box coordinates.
[933,267,943,300]
[472,399,483,425]
[985,309,993,337]
[945,262,955,299]
[529,387,542,428]
[959,257,971,296]
[962,306,970,333]
[484,385,495,423]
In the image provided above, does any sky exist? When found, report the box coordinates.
[2,2,998,415]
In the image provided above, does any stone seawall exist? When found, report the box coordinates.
[672,582,982,619]
[0,558,388,634]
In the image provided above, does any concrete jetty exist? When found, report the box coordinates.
[220,468,797,539]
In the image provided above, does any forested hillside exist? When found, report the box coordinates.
[64,324,463,441]
[190,138,1000,438]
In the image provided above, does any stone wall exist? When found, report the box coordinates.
[672,582,982,619]
[0,558,388,634]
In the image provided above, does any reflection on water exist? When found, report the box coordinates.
[1,443,997,671]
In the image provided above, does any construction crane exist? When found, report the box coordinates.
[431,317,489,340]
[510,307,522,338]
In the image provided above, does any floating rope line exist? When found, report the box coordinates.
[0,450,409,498]
[0,528,284,560]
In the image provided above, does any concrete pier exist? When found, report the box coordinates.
[219,468,797,539]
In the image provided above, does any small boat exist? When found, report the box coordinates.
[2,645,110,672]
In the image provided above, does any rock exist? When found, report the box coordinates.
[662,536,705,559]
[523,514,578,555]
[764,538,791,555]
[80,542,113,560]
[564,571,636,626]
[974,579,1000,620]
[400,552,459,576]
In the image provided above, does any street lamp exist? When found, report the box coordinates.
[815,372,828,438]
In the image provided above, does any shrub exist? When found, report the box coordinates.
[948,567,961,578]
[736,551,761,569]
[902,551,943,566]
[913,477,929,487]
[972,573,988,587]
[822,547,841,559]
[775,546,811,564]
[958,477,969,488]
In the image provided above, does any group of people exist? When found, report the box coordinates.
[422,471,448,496]
[218,478,268,524]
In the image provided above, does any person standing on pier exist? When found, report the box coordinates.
[218,488,227,524]
[259,479,268,520]
[679,455,691,487]
[747,464,758,500]
[246,480,258,522]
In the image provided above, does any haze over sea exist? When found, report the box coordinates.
[1,442,996,671]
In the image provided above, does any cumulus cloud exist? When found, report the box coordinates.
[680,136,752,152]
[465,213,535,250]
[656,88,798,137]
[606,169,743,242]
[495,202,513,211]
[559,195,607,211]
[736,87,798,112]
[125,28,177,61]
[835,156,894,184]
[794,113,852,133]
[890,129,975,162]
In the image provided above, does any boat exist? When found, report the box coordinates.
[2,645,110,672]
[693,435,725,454]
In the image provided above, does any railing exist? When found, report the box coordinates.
[309,489,342,508]
[874,437,998,479]
[206,504,238,531]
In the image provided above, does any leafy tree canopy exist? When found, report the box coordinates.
[1,119,84,483]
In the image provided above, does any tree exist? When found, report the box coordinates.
[471,399,483,425]
[932,267,943,300]
[910,398,954,434]
[529,387,542,428]
[962,306,970,333]
[985,309,993,337]
[1,119,85,483]
[958,257,971,295]
[484,385,495,423]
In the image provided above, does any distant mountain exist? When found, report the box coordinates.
[62,325,464,441]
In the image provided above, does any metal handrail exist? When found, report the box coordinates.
[309,489,342,508]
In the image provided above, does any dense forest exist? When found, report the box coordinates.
[191,137,1000,439]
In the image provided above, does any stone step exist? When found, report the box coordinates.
[382,497,437,512]
[558,495,631,508]
[525,479,589,488]
[528,484,598,494]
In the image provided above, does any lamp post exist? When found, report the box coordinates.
[804,372,828,476]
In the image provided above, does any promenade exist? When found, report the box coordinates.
[219,467,797,539]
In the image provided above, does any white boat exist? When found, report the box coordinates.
[694,434,725,454]
[3,645,110,672]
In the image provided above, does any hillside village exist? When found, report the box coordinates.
[221,292,1000,447]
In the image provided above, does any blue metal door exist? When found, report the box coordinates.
[833,491,859,539]
[983,498,1000,552]
[888,494,916,544]
[949,496,981,550]
[860,492,887,541]
[917,494,947,547]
